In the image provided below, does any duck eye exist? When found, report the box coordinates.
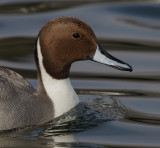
[72,33,80,39]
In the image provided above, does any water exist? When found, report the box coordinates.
[0,0,160,147]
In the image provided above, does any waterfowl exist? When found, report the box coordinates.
[0,17,132,131]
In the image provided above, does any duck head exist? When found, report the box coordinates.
[36,17,132,79]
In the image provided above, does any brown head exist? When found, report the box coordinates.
[35,17,132,80]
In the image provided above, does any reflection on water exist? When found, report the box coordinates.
[0,1,99,14]
[0,37,34,60]
[0,0,160,147]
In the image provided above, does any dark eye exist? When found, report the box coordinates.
[72,33,80,39]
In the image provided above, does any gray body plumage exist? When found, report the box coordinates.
[0,67,54,131]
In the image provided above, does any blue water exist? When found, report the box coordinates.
[0,0,160,147]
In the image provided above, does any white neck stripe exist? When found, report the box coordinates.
[37,38,79,118]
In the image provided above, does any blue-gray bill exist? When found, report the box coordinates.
[90,44,132,72]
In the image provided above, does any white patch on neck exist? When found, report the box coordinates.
[37,38,79,118]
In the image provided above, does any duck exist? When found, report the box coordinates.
[0,17,132,131]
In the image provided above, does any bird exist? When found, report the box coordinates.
[0,17,132,131]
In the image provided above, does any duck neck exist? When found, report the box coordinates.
[35,38,79,118]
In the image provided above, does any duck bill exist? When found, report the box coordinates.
[90,44,132,72]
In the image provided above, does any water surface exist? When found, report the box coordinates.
[0,0,160,147]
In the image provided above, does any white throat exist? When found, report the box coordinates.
[37,39,79,118]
